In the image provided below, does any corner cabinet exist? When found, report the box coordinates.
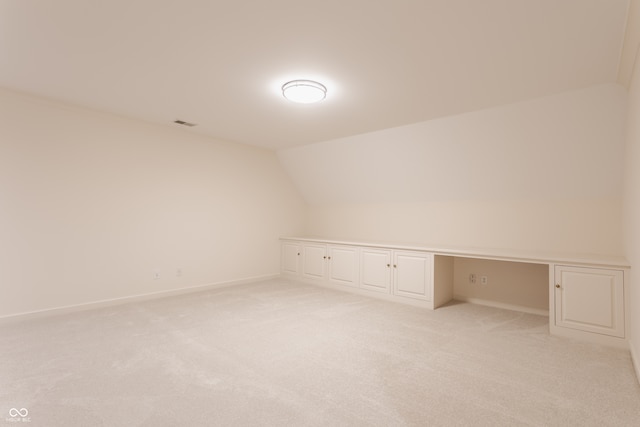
[281,241,301,276]
[551,265,626,339]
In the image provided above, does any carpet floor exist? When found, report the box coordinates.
[1,278,639,426]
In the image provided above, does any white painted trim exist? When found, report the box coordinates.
[453,295,549,317]
[630,339,640,386]
[549,324,629,349]
[0,274,279,324]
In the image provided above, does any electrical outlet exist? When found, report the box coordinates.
[176,268,182,277]
[154,271,160,280]
[480,275,488,285]
[469,274,476,284]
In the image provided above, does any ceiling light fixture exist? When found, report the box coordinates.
[282,80,327,104]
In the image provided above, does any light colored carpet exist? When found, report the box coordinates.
[1,278,639,426]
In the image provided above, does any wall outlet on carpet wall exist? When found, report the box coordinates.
[176,268,182,277]
[469,274,476,284]
[154,271,160,280]
[480,275,488,285]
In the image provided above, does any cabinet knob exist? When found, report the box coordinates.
[386,264,390,268]
[297,253,300,256]
[323,256,327,259]
[328,256,331,260]
[393,264,397,268]
[555,284,561,289]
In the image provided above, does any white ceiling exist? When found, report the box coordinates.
[0,0,630,150]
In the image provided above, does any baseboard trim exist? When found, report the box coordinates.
[630,339,640,386]
[548,324,628,349]
[453,295,549,317]
[0,274,279,324]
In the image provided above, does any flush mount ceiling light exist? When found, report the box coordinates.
[282,80,327,104]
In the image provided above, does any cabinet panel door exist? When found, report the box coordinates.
[328,246,359,287]
[360,249,392,293]
[281,242,301,275]
[302,244,327,280]
[554,266,624,338]
[393,251,433,301]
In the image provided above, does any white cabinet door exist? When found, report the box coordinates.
[281,242,301,276]
[328,245,359,287]
[554,265,624,338]
[360,248,392,293]
[393,251,433,301]
[302,243,327,280]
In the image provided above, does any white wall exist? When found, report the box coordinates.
[623,43,640,379]
[452,258,549,314]
[0,88,308,318]
[279,84,627,256]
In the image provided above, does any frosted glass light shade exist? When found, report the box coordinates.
[282,80,326,103]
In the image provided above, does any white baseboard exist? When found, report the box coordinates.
[453,295,549,317]
[630,339,640,386]
[548,324,628,349]
[0,274,279,324]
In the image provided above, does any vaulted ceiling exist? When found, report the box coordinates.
[0,0,631,150]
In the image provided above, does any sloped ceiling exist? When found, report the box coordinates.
[277,84,627,205]
[0,0,631,150]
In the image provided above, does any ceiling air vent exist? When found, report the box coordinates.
[173,119,197,127]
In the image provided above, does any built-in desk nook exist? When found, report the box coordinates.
[280,237,630,348]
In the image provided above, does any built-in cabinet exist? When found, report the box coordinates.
[296,243,361,287]
[360,248,392,293]
[283,240,446,309]
[281,241,301,275]
[327,245,359,287]
[281,238,630,347]
[393,251,433,301]
[359,248,433,301]
[552,265,625,338]
[301,243,327,280]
